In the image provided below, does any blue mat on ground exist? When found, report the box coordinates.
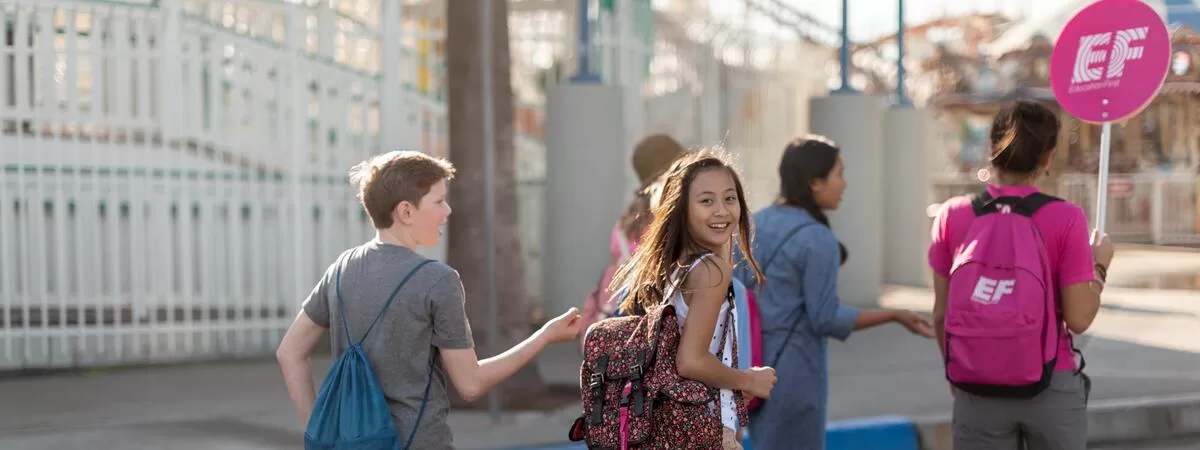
[823,415,920,450]
[504,415,918,450]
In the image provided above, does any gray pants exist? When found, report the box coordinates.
[952,371,1091,450]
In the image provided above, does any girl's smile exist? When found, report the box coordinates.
[688,169,740,252]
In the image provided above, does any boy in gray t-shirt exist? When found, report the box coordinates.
[276,151,582,449]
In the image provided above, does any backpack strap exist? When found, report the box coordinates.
[971,191,1063,218]
[970,191,994,217]
[1020,192,1062,214]
[756,223,816,368]
[757,223,815,285]
[330,252,356,345]
[359,260,434,345]
[332,257,437,450]
[406,352,438,450]
[331,256,434,345]
[588,355,610,425]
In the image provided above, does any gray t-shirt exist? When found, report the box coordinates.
[303,240,474,449]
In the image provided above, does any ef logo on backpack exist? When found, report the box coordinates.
[971,277,1015,305]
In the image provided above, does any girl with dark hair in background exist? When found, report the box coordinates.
[929,100,1112,450]
[736,135,934,449]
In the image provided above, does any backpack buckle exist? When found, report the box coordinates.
[631,364,642,376]
[589,373,605,389]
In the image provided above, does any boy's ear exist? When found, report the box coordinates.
[394,201,414,224]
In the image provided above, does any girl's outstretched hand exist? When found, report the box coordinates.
[895,310,936,338]
[541,307,583,343]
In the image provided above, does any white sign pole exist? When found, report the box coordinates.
[1095,121,1113,234]
[1079,120,1112,352]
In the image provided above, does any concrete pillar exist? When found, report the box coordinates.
[699,55,723,147]
[811,93,885,307]
[928,115,955,175]
[883,107,933,287]
[544,84,627,315]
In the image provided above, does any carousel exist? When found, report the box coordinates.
[924,25,1200,177]
[921,23,1200,241]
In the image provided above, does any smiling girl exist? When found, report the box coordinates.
[611,149,776,449]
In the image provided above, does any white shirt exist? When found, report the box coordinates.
[667,254,739,431]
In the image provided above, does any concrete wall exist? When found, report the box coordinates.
[543,83,628,316]
[883,108,933,287]
[811,93,885,306]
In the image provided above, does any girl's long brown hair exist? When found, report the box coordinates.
[617,187,655,242]
[611,149,764,315]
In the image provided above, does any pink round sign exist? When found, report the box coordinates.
[1050,0,1170,124]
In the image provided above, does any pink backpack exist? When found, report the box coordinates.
[744,288,764,411]
[579,225,637,353]
[944,192,1063,398]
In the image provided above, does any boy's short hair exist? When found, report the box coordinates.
[349,151,456,229]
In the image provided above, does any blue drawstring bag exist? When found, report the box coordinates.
[304,259,435,450]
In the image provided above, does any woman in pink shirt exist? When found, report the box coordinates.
[928,100,1114,450]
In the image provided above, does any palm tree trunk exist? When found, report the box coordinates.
[445,0,547,407]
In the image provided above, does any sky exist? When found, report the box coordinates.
[705,0,1075,42]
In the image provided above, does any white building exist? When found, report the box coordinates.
[0,0,832,369]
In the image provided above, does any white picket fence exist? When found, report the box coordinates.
[0,167,373,367]
[0,0,400,369]
[1057,173,1200,245]
[933,173,1200,245]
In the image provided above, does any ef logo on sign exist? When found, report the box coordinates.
[1070,27,1148,91]
[1050,0,1169,124]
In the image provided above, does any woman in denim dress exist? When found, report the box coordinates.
[736,136,934,449]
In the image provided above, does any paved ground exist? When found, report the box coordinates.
[1092,437,1200,449]
[0,246,1198,449]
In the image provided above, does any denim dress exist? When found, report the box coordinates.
[735,205,860,450]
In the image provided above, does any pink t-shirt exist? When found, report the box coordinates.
[928,184,1094,371]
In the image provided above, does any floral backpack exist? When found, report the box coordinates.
[568,256,747,449]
